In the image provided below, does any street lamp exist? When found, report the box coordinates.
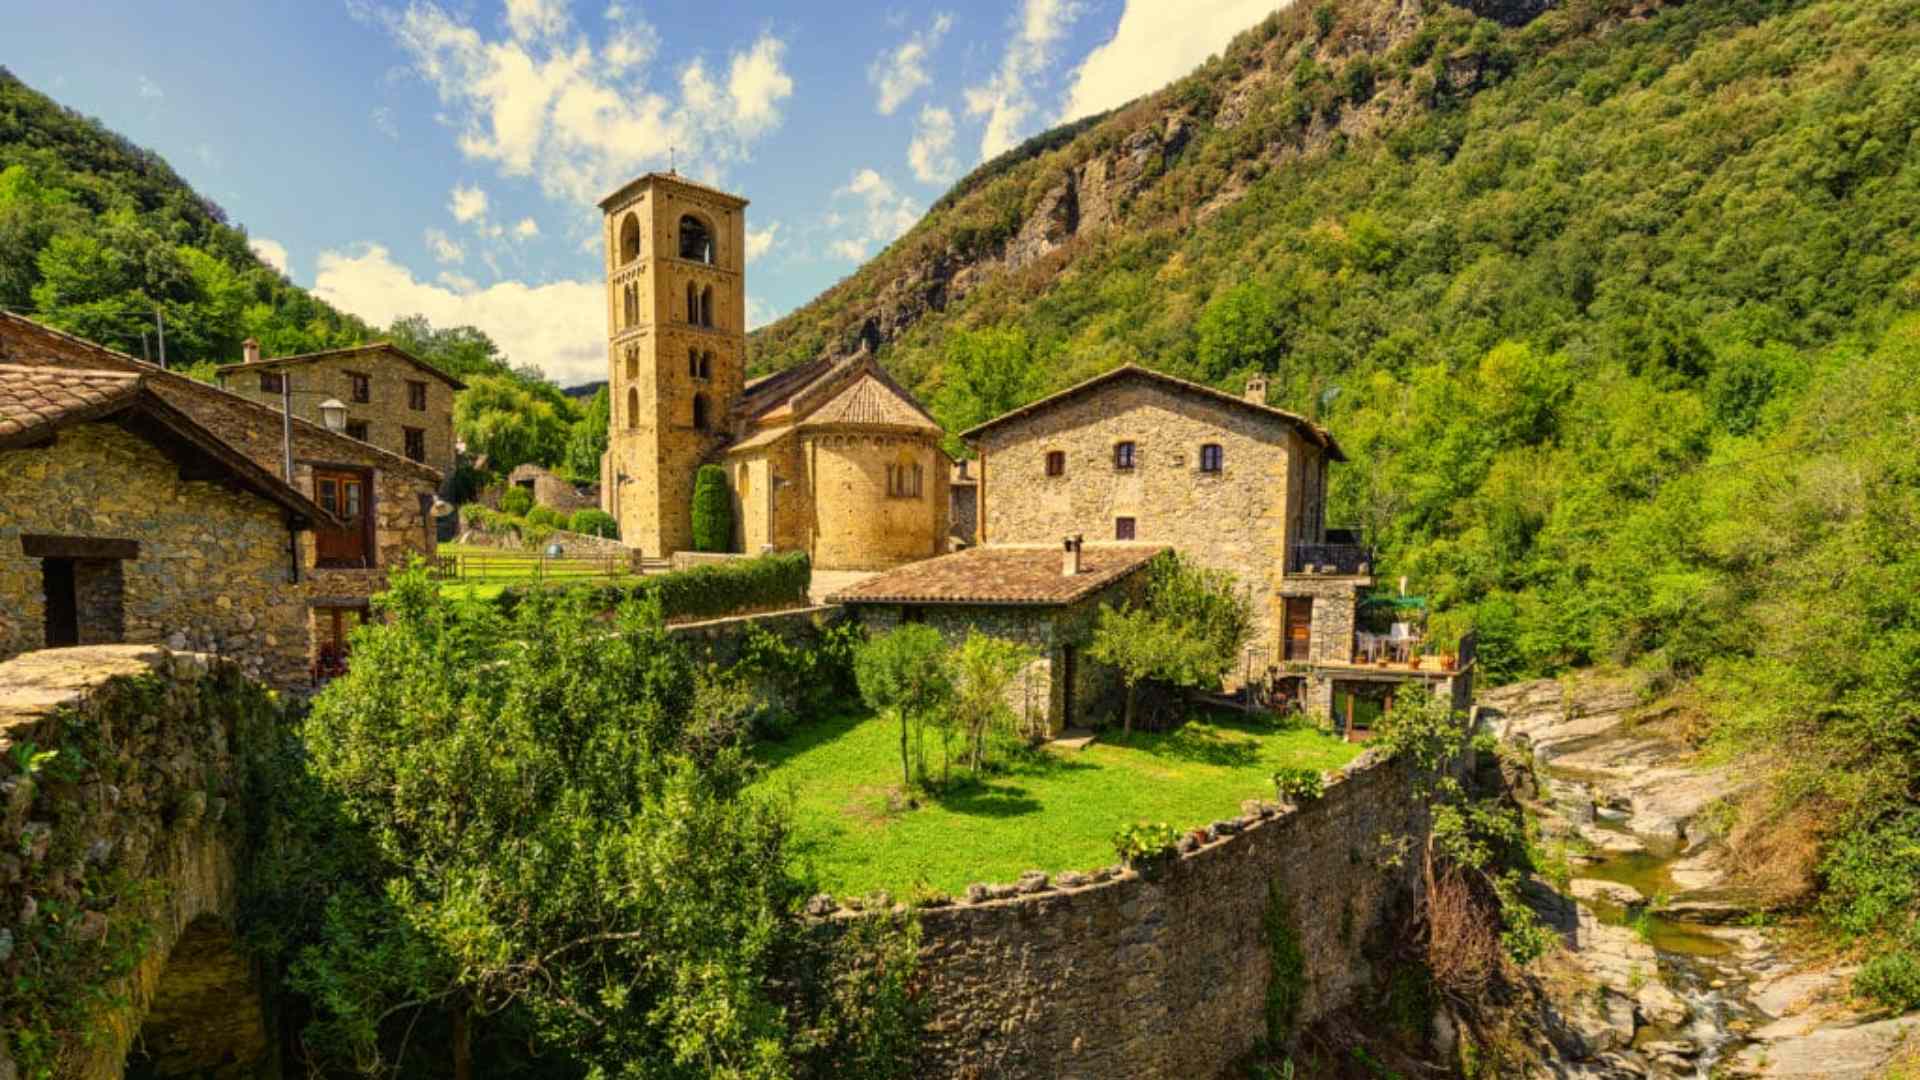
[317,398,348,433]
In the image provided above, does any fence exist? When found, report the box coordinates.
[428,548,634,585]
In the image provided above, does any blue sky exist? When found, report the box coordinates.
[9,0,1283,385]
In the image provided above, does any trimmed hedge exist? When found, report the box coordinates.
[526,505,564,528]
[500,487,533,516]
[691,465,732,553]
[497,551,812,622]
[569,509,618,539]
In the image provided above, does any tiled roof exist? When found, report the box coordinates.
[598,171,750,210]
[737,357,838,418]
[801,373,942,432]
[828,544,1168,607]
[960,363,1346,461]
[212,342,465,389]
[0,365,142,447]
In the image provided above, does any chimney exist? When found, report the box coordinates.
[1062,534,1083,577]
[242,337,261,365]
[1244,375,1269,405]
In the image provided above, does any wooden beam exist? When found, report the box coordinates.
[21,534,140,560]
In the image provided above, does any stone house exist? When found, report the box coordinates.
[506,463,598,512]
[0,313,446,682]
[597,171,950,569]
[829,541,1165,734]
[962,364,1384,716]
[0,365,327,687]
[214,339,463,475]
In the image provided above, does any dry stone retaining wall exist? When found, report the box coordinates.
[822,743,1453,1078]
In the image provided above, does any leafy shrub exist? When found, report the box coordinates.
[499,550,812,623]
[1273,766,1324,803]
[1112,821,1181,864]
[499,486,533,517]
[526,505,564,528]
[569,508,618,539]
[691,465,732,552]
[855,624,953,790]
[459,502,488,526]
[735,617,865,739]
[1855,940,1920,1012]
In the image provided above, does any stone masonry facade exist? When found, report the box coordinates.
[217,343,460,476]
[969,369,1340,681]
[815,737,1470,1078]
[0,422,308,687]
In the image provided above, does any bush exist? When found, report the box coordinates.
[1112,821,1181,865]
[1272,766,1324,803]
[570,509,618,539]
[498,551,812,623]
[855,625,953,790]
[500,486,533,517]
[526,505,564,528]
[459,502,488,527]
[1855,942,1920,1012]
[691,464,732,552]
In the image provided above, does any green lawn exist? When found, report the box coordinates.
[752,712,1363,897]
[434,542,632,602]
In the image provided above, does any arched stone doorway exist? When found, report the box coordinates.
[123,915,269,1079]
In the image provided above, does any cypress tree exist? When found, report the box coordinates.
[690,464,732,552]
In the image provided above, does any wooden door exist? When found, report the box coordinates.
[1060,645,1077,730]
[1284,597,1313,661]
[314,469,371,567]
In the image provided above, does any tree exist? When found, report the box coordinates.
[563,385,610,486]
[283,567,920,1078]
[929,327,1043,455]
[453,373,569,475]
[854,625,953,791]
[948,631,1035,767]
[1087,553,1251,733]
[691,464,733,552]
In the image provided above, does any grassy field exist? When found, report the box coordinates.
[752,711,1363,897]
[433,541,632,603]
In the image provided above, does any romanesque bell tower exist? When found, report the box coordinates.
[598,173,749,556]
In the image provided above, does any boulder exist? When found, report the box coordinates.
[1571,879,1645,907]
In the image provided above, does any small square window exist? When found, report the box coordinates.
[1115,517,1136,541]
[407,380,428,411]
[404,427,426,463]
[1045,450,1065,477]
[1199,443,1223,473]
[348,372,371,404]
[259,371,284,394]
[1113,441,1135,470]
[345,420,369,442]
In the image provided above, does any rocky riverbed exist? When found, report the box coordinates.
[1482,676,1917,1079]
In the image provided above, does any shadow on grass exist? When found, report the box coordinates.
[752,709,871,770]
[1104,723,1262,768]
[932,780,1043,819]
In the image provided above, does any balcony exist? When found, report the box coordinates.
[1288,542,1373,576]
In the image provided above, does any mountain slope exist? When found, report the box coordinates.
[0,66,371,369]
[758,0,1920,987]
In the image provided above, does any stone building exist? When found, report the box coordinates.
[830,541,1164,733]
[597,172,949,569]
[506,463,597,512]
[0,313,446,682]
[962,364,1377,715]
[0,365,326,687]
[215,339,462,475]
[948,459,979,547]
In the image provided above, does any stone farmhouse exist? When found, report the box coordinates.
[507,463,598,512]
[597,172,950,569]
[0,365,326,687]
[832,540,1164,734]
[215,339,462,475]
[959,364,1465,720]
[0,312,446,683]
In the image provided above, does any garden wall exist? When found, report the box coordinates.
[822,742,1459,1078]
[666,604,848,666]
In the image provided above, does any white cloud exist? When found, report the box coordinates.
[248,237,289,275]
[314,243,606,385]
[1061,0,1280,122]
[829,168,921,263]
[907,105,958,184]
[745,222,780,262]
[513,217,541,239]
[448,182,489,224]
[868,13,953,116]
[137,75,163,100]
[383,2,793,204]
[424,228,466,264]
[746,295,780,331]
[371,105,400,139]
[965,0,1081,161]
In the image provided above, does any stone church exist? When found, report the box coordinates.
[597,172,949,569]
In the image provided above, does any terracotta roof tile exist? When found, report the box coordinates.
[829,544,1168,607]
[0,365,142,447]
[802,373,942,432]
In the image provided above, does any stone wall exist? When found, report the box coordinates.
[218,345,458,475]
[806,432,951,571]
[0,645,274,1079]
[666,603,848,666]
[821,741,1459,1078]
[507,464,598,512]
[972,377,1332,682]
[949,479,978,546]
[0,421,309,688]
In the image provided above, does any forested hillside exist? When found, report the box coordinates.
[755,0,1920,993]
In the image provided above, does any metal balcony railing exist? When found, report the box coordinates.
[1288,542,1374,575]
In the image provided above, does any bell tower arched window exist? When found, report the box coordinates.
[621,282,638,327]
[625,346,638,382]
[626,386,640,429]
[688,347,700,378]
[699,351,712,379]
[699,286,714,328]
[618,213,641,263]
[678,215,713,263]
[686,281,698,325]
[692,393,710,431]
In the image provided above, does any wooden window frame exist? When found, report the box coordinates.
[403,426,427,463]
[344,420,369,442]
[259,371,284,394]
[407,380,428,411]
[1115,516,1136,541]
[1044,450,1065,477]
[347,371,372,404]
[1199,443,1224,474]
[1113,441,1136,471]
